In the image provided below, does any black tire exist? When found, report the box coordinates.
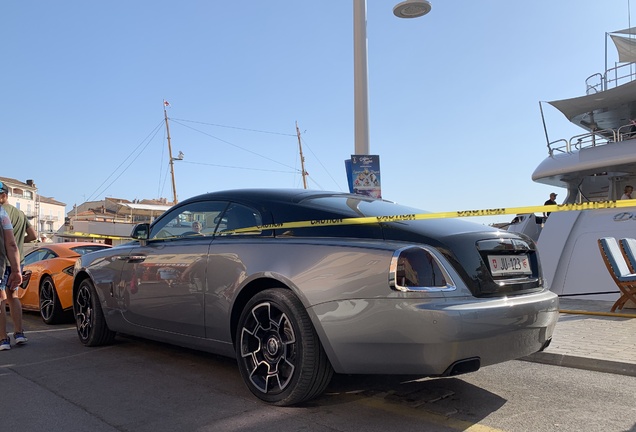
[236,288,333,406]
[39,276,64,325]
[74,278,116,346]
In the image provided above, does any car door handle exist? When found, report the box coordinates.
[117,255,147,262]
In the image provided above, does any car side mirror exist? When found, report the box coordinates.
[131,223,150,240]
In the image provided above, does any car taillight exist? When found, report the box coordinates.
[389,246,455,292]
[62,265,74,277]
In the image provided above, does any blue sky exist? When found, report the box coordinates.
[1,1,631,225]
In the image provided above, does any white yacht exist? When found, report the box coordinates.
[508,27,636,303]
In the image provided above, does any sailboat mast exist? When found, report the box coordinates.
[164,101,178,204]
[296,121,308,189]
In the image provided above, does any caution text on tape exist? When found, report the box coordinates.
[232,198,636,233]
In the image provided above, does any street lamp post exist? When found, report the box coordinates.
[353,0,370,156]
[352,0,431,156]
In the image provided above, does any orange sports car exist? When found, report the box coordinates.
[19,242,112,324]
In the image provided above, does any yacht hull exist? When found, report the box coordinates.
[510,207,636,302]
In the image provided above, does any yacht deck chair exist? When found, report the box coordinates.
[619,237,636,310]
[619,237,636,273]
[597,237,636,312]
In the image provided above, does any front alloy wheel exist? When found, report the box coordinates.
[236,288,333,406]
[74,278,115,346]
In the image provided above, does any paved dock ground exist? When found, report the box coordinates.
[523,298,636,377]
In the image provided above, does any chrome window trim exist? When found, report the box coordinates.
[388,245,457,292]
[476,238,534,252]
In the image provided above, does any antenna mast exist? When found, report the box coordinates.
[296,121,308,189]
[164,100,178,204]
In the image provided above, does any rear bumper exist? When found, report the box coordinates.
[309,290,559,375]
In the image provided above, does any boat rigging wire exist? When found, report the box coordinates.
[171,118,296,137]
[298,134,343,191]
[169,118,299,171]
[85,119,165,203]
[84,113,340,204]
[179,160,299,174]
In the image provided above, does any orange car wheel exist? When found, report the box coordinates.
[39,276,65,325]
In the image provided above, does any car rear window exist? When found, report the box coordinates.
[304,196,427,217]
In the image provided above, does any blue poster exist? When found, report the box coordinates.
[350,155,381,198]
[344,159,354,193]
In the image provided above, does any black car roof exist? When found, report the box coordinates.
[179,188,370,206]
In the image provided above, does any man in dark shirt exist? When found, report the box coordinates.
[543,192,558,217]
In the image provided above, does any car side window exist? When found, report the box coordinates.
[24,249,58,264]
[149,201,228,240]
[44,250,59,260]
[217,204,263,236]
[25,249,48,265]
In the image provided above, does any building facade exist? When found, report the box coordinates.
[0,176,173,245]
[62,197,172,245]
[0,176,66,240]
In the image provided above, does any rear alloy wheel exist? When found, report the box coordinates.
[39,276,64,325]
[236,288,333,406]
[74,278,116,346]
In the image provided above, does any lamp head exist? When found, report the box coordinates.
[393,0,432,18]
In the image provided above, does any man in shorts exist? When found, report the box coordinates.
[0,189,22,350]
[0,181,31,350]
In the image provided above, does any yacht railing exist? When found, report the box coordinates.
[547,139,569,155]
[586,63,636,94]
[617,124,636,141]
[548,128,618,156]
[547,63,636,156]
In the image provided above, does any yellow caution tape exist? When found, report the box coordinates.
[60,198,636,238]
[232,198,636,233]
[58,231,131,240]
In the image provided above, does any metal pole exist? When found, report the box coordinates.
[605,32,608,91]
[164,103,178,204]
[296,121,308,189]
[539,101,552,155]
[353,0,370,156]
[353,1,431,157]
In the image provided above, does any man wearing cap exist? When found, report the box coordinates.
[543,192,558,218]
[0,181,35,350]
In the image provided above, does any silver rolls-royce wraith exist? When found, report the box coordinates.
[72,189,558,406]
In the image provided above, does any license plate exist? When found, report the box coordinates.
[487,255,531,276]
